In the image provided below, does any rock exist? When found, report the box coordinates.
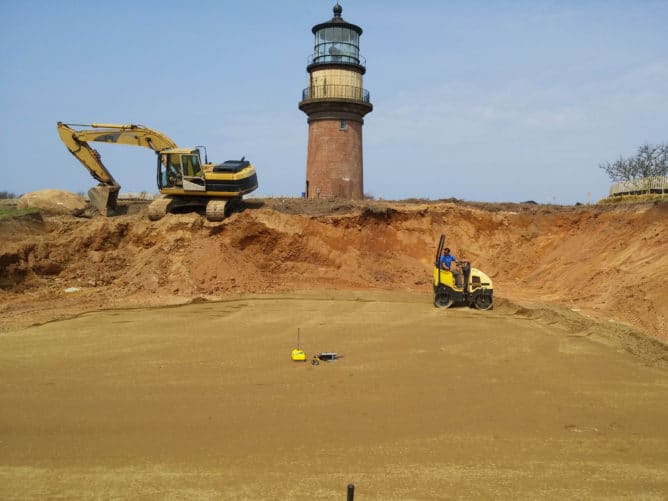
[17,190,87,215]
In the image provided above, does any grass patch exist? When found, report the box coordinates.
[0,206,40,219]
[598,194,667,205]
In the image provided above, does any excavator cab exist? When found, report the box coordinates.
[157,149,206,192]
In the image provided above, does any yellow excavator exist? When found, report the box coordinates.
[56,122,258,220]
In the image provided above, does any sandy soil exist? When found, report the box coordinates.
[1,291,667,499]
[1,198,667,498]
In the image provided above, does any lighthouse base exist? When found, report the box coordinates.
[305,118,364,200]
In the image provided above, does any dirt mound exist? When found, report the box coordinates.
[17,189,86,215]
[0,199,666,341]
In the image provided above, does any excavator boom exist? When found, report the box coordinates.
[64,123,178,151]
[57,122,179,214]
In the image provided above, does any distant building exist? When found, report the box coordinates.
[299,3,372,199]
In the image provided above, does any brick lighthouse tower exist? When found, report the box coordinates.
[299,3,372,200]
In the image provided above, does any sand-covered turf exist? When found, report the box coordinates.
[2,291,666,499]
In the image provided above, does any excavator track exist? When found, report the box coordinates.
[147,195,174,220]
[205,199,228,222]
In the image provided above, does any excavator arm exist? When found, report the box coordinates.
[56,122,179,214]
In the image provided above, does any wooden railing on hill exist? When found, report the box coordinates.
[609,176,668,196]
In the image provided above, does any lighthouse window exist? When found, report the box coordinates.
[340,119,348,130]
[313,26,360,64]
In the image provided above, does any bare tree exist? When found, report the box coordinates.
[654,143,668,176]
[600,156,635,182]
[600,142,668,182]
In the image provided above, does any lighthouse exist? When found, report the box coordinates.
[299,3,372,200]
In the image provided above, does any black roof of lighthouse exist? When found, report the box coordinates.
[312,3,363,35]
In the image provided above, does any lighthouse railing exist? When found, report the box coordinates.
[301,84,370,103]
[307,53,366,68]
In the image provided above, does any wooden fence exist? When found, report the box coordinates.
[609,176,668,196]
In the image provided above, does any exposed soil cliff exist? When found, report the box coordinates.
[1,198,666,341]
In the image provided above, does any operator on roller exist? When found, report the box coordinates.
[439,247,463,289]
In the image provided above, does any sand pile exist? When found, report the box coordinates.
[17,189,86,215]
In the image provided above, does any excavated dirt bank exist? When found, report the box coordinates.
[1,198,666,343]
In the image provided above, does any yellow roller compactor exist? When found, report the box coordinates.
[57,122,258,220]
[433,234,494,310]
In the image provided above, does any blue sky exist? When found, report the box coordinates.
[1,0,666,204]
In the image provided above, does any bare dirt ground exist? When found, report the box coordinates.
[1,197,667,498]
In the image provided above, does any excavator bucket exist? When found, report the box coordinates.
[88,184,120,216]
